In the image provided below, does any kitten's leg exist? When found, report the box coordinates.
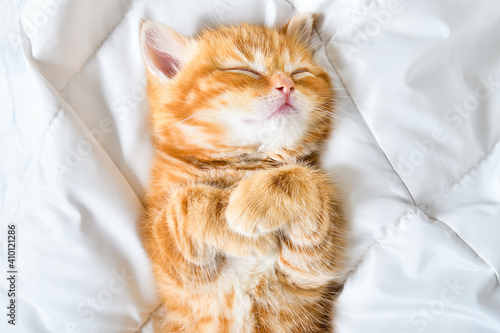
[151,184,279,269]
[226,165,347,288]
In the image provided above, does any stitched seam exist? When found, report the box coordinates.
[346,208,419,277]
[348,209,500,286]
[61,0,134,93]
[429,216,500,286]
[421,137,500,210]
[7,106,64,225]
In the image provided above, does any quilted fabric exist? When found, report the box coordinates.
[1,0,499,332]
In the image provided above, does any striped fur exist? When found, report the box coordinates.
[140,13,348,333]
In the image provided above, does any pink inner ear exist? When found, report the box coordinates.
[143,28,184,79]
[149,46,181,78]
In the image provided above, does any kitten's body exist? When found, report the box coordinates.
[141,14,348,332]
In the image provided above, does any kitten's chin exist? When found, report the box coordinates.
[267,103,295,120]
[226,111,308,152]
[243,103,295,124]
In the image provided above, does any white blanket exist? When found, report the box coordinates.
[1,0,499,332]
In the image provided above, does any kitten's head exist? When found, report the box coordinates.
[141,14,334,162]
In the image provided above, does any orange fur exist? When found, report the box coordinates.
[141,13,348,332]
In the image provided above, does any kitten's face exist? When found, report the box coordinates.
[142,14,334,157]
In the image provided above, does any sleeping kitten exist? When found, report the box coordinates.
[140,13,348,333]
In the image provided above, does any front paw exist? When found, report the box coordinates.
[225,179,279,237]
[225,165,329,237]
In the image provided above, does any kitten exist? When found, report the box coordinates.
[140,13,348,333]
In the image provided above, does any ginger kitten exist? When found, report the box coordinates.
[140,13,348,333]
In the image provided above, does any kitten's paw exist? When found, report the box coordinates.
[225,180,283,237]
[226,165,329,237]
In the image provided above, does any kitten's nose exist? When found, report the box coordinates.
[273,74,295,96]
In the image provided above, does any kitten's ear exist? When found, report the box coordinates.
[283,13,317,46]
[140,20,193,81]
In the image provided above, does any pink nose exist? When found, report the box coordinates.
[273,74,295,96]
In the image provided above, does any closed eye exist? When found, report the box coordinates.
[291,69,314,80]
[221,67,261,79]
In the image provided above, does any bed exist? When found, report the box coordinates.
[1,0,499,332]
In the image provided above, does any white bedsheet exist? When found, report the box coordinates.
[1,0,499,332]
